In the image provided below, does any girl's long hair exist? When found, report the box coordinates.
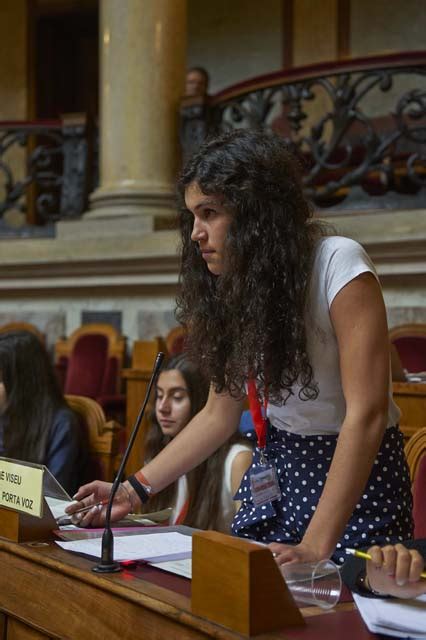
[144,354,247,530]
[0,331,68,464]
[176,129,328,404]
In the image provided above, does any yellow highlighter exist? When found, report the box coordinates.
[346,547,426,579]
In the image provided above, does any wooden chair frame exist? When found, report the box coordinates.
[389,323,426,341]
[404,426,426,483]
[0,322,45,344]
[66,394,123,482]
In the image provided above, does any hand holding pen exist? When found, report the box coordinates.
[64,481,132,527]
[347,545,426,599]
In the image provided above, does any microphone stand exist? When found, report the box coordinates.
[92,352,165,573]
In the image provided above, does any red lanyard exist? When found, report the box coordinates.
[247,379,268,449]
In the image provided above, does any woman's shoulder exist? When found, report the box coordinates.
[226,441,253,460]
[314,235,375,280]
[315,235,366,259]
[49,406,80,441]
[52,406,79,427]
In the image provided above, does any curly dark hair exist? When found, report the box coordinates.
[176,129,328,404]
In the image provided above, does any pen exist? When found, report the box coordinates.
[66,500,109,517]
[69,500,109,516]
[346,548,426,578]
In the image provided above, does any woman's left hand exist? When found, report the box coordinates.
[268,541,325,565]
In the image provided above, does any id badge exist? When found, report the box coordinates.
[250,461,281,507]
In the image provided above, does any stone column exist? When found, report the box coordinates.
[89,0,187,221]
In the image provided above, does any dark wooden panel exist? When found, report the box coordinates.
[7,619,50,640]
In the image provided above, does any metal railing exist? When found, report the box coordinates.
[0,114,92,231]
[180,52,426,211]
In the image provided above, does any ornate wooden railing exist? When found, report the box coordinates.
[0,114,92,229]
[180,52,426,211]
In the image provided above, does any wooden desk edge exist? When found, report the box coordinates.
[393,382,426,396]
[0,538,238,639]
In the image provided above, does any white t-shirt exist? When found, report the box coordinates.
[171,443,252,533]
[267,236,400,435]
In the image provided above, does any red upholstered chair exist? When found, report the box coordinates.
[405,427,426,538]
[165,326,187,356]
[55,324,126,421]
[389,324,426,374]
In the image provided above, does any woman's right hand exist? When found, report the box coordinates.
[65,481,132,527]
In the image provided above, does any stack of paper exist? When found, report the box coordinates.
[353,592,426,639]
[56,531,192,563]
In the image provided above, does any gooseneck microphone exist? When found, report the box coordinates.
[92,351,165,573]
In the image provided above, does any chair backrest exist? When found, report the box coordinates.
[389,324,426,373]
[165,326,187,356]
[0,322,45,344]
[131,336,168,369]
[390,343,407,382]
[412,455,426,539]
[55,324,126,397]
[404,427,426,538]
[65,394,123,482]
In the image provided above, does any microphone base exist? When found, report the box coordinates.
[92,561,122,573]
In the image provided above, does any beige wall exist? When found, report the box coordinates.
[293,0,339,66]
[0,0,28,203]
[187,0,283,93]
[0,0,28,120]
[351,0,426,57]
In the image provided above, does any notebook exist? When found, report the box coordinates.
[353,592,426,639]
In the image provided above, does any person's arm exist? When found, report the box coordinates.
[230,448,253,512]
[67,387,244,526]
[271,272,390,563]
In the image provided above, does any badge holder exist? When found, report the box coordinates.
[250,449,281,507]
[247,379,281,508]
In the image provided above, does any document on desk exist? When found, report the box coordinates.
[56,532,192,563]
[353,592,426,639]
[151,558,192,579]
[45,496,72,523]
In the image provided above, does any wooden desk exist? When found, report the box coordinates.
[393,382,426,440]
[0,537,376,640]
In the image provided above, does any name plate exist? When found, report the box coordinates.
[0,459,43,518]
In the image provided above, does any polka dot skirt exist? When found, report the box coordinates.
[232,425,413,564]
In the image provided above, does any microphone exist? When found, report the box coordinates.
[92,351,165,573]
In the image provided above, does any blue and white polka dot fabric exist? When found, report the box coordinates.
[233,425,413,564]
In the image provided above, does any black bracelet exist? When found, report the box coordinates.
[127,475,151,504]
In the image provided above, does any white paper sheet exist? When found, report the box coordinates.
[45,496,72,522]
[151,558,192,579]
[56,532,192,563]
[353,592,426,639]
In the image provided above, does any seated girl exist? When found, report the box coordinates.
[142,354,253,532]
[0,330,88,495]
